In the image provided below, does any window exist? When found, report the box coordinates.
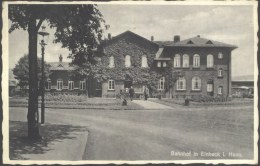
[109,56,115,68]
[207,54,214,68]
[96,79,102,90]
[176,77,186,90]
[193,54,200,67]
[157,61,161,67]
[192,77,201,90]
[183,54,189,68]
[141,55,148,67]
[163,61,167,67]
[108,79,115,90]
[79,80,86,90]
[174,54,181,67]
[57,79,63,90]
[218,86,223,95]
[158,77,165,90]
[218,52,223,59]
[46,79,51,90]
[218,68,223,77]
[68,81,74,90]
[125,55,131,67]
[207,83,213,92]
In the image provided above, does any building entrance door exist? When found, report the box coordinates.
[124,74,133,89]
[207,80,214,96]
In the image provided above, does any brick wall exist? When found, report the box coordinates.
[163,47,232,98]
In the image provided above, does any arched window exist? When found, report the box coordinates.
[207,79,214,96]
[158,77,165,90]
[192,77,201,90]
[141,55,148,67]
[125,55,131,67]
[57,79,63,90]
[109,56,115,68]
[176,77,186,90]
[193,54,200,67]
[218,68,223,77]
[207,54,214,68]
[174,54,181,67]
[183,54,189,68]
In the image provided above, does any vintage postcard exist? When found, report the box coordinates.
[2,0,258,165]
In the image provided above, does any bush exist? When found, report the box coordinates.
[190,95,228,103]
[45,94,88,102]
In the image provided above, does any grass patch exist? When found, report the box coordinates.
[9,97,144,110]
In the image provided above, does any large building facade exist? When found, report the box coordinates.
[47,31,237,98]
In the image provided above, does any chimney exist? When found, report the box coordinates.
[59,54,63,62]
[173,35,180,43]
[108,33,111,40]
[151,36,154,41]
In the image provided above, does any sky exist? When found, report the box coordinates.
[8,4,255,77]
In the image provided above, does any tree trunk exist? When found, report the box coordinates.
[27,19,40,139]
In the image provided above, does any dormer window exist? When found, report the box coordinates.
[125,55,131,67]
[187,40,194,44]
[163,62,167,67]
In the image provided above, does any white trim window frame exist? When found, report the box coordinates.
[68,80,74,90]
[174,54,181,68]
[176,77,186,90]
[108,79,115,90]
[207,54,214,68]
[46,79,51,90]
[157,61,161,67]
[193,54,200,68]
[125,55,131,68]
[57,79,63,90]
[218,86,223,95]
[158,77,165,90]
[218,68,223,77]
[79,80,86,90]
[192,77,201,91]
[183,54,189,68]
[218,52,223,59]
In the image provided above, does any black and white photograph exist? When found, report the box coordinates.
[2,1,258,165]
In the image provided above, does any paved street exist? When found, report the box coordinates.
[9,103,254,160]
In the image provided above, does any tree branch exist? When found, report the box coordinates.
[36,19,44,31]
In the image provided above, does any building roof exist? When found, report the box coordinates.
[232,75,254,82]
[49,62,74,71]
[165,36,237,49]
[103,30,159,48]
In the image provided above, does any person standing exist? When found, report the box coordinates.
[143,85,149,100]
[129,86,135,101]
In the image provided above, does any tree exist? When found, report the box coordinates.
[13,54,51,90]
[9,4,105,139]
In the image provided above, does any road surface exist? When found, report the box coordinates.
[9,104,254,160]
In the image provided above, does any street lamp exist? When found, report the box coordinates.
[38,26,49,124]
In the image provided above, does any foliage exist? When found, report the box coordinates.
[13,54,51,89]
[190,95,229,103]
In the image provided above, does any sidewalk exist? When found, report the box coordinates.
[132,99,173,110]
[9,121,89,160]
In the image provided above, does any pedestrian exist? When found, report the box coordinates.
[143,85,149,100]
[129,86,135,101]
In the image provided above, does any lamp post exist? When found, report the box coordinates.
[38,26,49,124]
